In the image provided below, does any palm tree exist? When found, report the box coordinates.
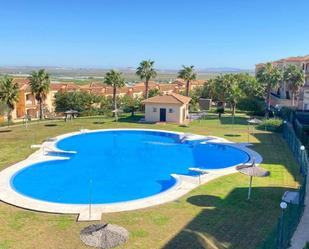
[178,65,197,96]
[0,76,19,123]
[104,70,125,113]
[226,74,243,118]
[136,60,157,99]
[256,63,282,117]
[283,64,305,106]
[29,69,51,120]
[202,78,215,100]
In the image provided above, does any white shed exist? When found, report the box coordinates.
[142,93,191,124]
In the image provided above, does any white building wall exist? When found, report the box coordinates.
[145,103,187,124]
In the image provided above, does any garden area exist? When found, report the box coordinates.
[0,112,300,249]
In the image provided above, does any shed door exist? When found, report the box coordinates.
[160,108,166,122]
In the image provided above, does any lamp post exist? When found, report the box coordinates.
[283,120,287,136]
[278,201,288,249]
[300,145,305,174]
[247,122,250,143]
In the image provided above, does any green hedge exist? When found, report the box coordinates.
[257,118,283,132]
[237,98,265,116]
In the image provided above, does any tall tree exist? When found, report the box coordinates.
[201,78,216,100]
[104,70,125,113]
[283,64,305,106]
[29,69,51,120]
[178,65,197,96]
[256,63,282,117]
[226,74,243,118]
[237,73,264,99]
[0,76,19,123]
[136,60,157,99]
[214,74,233,111]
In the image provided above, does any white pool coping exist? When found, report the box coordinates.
[0,128,262,221]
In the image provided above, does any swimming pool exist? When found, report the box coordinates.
[11,129,250,205]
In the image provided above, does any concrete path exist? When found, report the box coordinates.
[289,173,309,249]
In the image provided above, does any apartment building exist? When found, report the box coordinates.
[1,79,78,120]
[0,78,206,122]
[256,55,309,110]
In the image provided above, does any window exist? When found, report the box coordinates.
[153,107,157,112]
[169,108,173,113]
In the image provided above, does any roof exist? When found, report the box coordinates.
[50,83,80,91]
[142,93,191,105]
[256,55,309,67]
[171,79,207,86]
[134,81,158,87]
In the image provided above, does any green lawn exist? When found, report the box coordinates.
[0,113,300,249]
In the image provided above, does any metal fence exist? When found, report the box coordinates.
[276,121,308,249]
[259,121,308,249]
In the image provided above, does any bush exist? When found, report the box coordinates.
[238,98,265,116]
[257,118,283,132]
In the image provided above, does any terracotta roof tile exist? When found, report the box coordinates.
[142,93,191,105]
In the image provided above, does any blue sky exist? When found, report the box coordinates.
[0,0,308,69]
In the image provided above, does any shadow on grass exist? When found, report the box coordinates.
[224,134,241,137]
[163,187,289,249]
[44,124,58,127]
[0,129,12,133]
[93,121,105,125]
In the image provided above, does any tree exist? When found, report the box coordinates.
[236,73,265,115]
[201,78,215,100]
[237,73,264,99]
[55,91,99,113]
[136,60,157,99]
[104,70,125,113]
[256,63,282,117]
[283,64,305,106]
[120,95,142,116]
[178,65,197,96]
[148,88,160,98]
[0,76,19,123]
[213,74,233,111]
[226,75,243,118]
[29,69,51,120]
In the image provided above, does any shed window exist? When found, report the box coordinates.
[153,107,157,112]
[169,108,173,113]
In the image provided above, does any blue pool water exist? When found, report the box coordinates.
[11,130,250,204]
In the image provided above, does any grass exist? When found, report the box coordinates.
[0,112,300,249]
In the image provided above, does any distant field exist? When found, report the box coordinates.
[52,72,220,85]
[0,66,254,85]
[0,72,219,85]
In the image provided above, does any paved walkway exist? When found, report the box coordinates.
[289,173,309,249]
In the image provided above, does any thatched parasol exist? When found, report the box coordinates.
[247,118,262,125]
[64,110,79,114]
[80,223,129,248]
[236,160,270,200]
